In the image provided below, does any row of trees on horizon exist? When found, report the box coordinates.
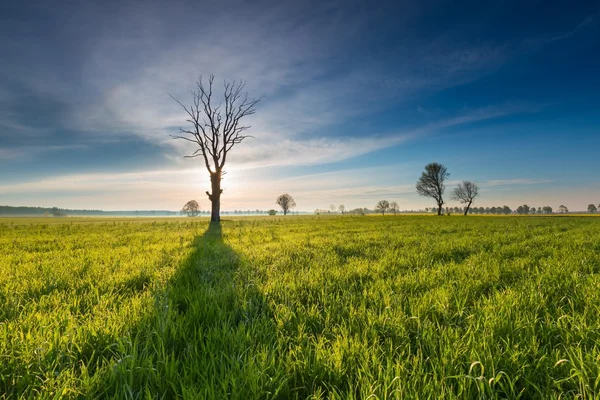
[180,194,599,217]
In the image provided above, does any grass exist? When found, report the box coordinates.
[0,215,599,398]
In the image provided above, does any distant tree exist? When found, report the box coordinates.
[349,208,365,215]
[276,194,296,216]
[181,200,200,217]
[375,200,390,216]
[50,207,67,217]
[389,201,399,216]
[268,209,277,216]
[530,206,536,214]
[503,205,512,214]
[516,204,530,215]
[558,205,569,214]
[451,181,479,216]
[588,204,597,213]
[416,162,449,216]
[170,75,261,223]
[338,205,345,214]
[542,206,553,214]
[329,204,336,213]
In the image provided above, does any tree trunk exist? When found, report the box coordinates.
[207,170,223,223]
[284,209,287,216]
[437,204,442,215]
[464,201,472,216]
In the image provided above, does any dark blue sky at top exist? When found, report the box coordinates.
[0,0,599,209]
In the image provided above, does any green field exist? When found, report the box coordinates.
[1,216,599,399]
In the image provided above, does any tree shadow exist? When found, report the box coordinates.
[100,222,286,399]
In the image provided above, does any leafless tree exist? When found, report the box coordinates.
[170,75,261,223]
[338,204,345,214]
[181,200,200,217]
[416,162,449,216]
[375,200,389,216]
[389,201,399,216]
[276,194,296,216]
[451,181,479,216]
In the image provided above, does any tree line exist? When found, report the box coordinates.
[0,206,179,217]
[371,162,589,216]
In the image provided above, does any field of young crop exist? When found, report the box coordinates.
[1,215,599,399]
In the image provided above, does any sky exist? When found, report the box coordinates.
[1,0,599,212]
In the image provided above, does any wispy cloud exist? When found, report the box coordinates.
[0,160,557,211]
[165,101,541,170]
[0,1,530,165]
[483,179,553,187]
[0,145,87,161]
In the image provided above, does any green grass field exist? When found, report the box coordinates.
[1,216,599,399]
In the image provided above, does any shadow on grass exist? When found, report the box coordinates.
[100,222,286,399]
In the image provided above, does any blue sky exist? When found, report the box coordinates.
[1,0,599,211]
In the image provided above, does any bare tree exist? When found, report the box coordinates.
[181,200,200,217]
[389,201,399,216]
[329,204,336,213]
[171,75,261,223]
[451,181,479,216]
[375,200,389,216]
[416,162,449,216]
[338,205,345,214]
[276,194,296,216]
